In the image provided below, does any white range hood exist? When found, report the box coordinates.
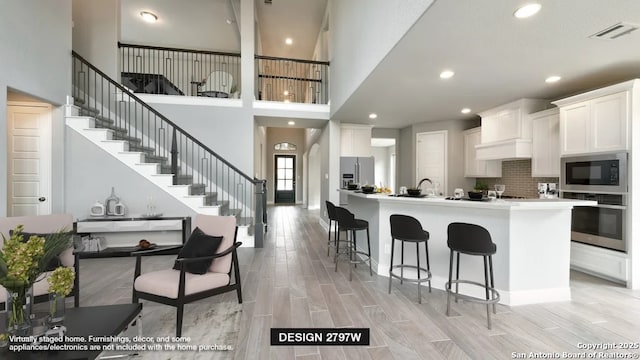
[476,139,532,160]
[474,98,550,160]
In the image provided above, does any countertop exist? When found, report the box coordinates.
[338,189,597,209]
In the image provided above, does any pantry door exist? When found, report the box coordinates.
[416,130,448,196]
[7,102,52,216]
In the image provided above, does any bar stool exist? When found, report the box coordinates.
[334,206,372,281]
[388,214,432,303]
[325,201,339,257]
[445,222,500,329]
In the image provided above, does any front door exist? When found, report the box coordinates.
[274,155,295,203]
[7,102,52,216]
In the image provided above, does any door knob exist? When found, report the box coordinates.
[38,197,46,202]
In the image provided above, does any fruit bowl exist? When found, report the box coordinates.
[361,186,375,194]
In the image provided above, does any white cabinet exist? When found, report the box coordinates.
[571,241,628,283]
[464,127,501,178]
[556,89,629,155]
[479,99,549,144]
[531,108,560,177]
[341,124,372,157]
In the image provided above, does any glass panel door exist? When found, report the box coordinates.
[275,155,296,203]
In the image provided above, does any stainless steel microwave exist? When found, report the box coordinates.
[561,153,627,193]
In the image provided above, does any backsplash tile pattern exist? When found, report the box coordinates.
[479,160,559,199]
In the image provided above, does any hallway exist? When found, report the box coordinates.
[232,205,640,359]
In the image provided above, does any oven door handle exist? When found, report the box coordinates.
[593,204,626,210]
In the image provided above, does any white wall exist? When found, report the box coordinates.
[73,0,121,79]
[143,101,254,176]
[329,0,434,114]
[0,0,72,216]
[319,119,340,223]
[308,144,321,210]
[65,128,195,219]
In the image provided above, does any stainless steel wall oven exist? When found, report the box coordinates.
[562,192,626,252]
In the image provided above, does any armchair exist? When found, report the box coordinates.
[132,215,242,337]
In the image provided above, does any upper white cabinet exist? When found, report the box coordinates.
[530,108,560,177]
[341,124,373,157]
[554,81,635,156]
[464,127,501,178]
[476,99,550,160]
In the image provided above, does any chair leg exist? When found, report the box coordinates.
[400,241,405,285]
[446,250,453,316]
[416,242,421,304]
[425,241,432,293]
[176,303,184,337]
[367,227,372,276]
[327,219,332,257]
[455,252,460,303]
[348,230,353,281]
[489,255,496,314]
[352,230,357,269]
[388,238,395,294]
[484,255,492,330]
[335,229,341,272]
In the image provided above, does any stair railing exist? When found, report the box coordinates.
[72,51,266,247]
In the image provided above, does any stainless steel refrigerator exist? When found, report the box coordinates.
[340,156,375,204]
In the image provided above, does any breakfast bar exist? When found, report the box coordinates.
[339,190,596,305]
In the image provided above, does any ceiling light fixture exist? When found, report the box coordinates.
[140,11,158,23]
[369,113,378,119]
[283,90,289,96]
[288,121,295,125]
[439,70,455,79]
[545,75,562,83]
[285,38,293,45]
[461,108,471,114]
[514,3,541,19]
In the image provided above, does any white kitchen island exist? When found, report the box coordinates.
[338,190,596,306]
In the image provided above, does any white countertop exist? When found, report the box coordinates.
[338,189,597,209]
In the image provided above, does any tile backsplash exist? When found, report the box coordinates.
[478,159,558,199]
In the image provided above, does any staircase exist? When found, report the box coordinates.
[68,51,266,247]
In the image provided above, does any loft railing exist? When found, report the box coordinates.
[72,51,266,247]
[118,42,241,98]
[255,55,330,104]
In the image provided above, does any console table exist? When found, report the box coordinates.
[72,216,191,306]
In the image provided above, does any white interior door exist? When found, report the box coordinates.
[7,102,52,216]
[416,130,448,195]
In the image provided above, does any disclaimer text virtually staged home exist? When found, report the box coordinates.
[1,0,640,359]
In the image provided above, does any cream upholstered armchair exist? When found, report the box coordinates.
[132,215,242,337]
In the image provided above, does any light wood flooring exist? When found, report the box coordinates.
[78,205,640,360]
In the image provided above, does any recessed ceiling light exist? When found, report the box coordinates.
[514,3,541,19]
[288,121,295,125]
[140,11,158,23]
[369,113,378,119]
[439,70,455,79]
[545,75,562,83]
[461,108,471,114]
[285,38,293,45]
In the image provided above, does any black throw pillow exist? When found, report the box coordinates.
[173,227,223,275]
[9,230,71,271]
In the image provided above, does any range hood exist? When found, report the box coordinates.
[476,139,532,160]
[474,98,551,161]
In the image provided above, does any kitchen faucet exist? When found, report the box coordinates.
[418,178,433,189]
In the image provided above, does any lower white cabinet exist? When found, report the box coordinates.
[570,241,628,283]
[530,108,560,177]
[463,127,501,178]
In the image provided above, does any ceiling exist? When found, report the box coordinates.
[333,0,640,128]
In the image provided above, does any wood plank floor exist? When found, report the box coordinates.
[79,205,640,360]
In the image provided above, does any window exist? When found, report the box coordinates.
[274,142,297,151]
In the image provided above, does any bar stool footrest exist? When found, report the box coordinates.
[390,264,432,284]
[445,280,500,304]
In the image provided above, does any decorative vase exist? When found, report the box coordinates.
[6,287,33,336]
[105,187,120,216]
[48,292,66,325]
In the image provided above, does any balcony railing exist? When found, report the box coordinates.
[255,55,330,104]
[118,42,241,98]
[118,42,330,104]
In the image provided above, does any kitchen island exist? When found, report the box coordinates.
[338,190,596,305]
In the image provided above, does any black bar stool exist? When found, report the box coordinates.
[334,206,372,281]
[445,222,500,329]
[325,201,339,257]
[388,214,432,303]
